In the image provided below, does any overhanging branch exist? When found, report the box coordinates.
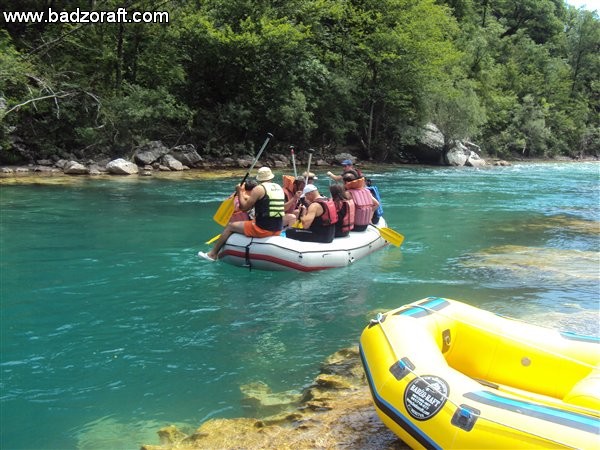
[4,92,75,116]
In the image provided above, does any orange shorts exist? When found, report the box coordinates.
[243,221,282,238]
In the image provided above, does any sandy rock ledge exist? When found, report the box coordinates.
[141,347,409,450]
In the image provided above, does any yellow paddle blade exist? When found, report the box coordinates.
[205,234,221,245]
[213,196,235,226]
[292,220,303,229]
[378,227,404,247]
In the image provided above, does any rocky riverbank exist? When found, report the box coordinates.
[141,346,409,450]
[0,134,521,180]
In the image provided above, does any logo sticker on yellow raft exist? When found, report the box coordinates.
[404,375,449,421]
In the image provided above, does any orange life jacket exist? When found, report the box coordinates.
[344,177,366,190]
[282,175,296,213]
[282,175,295,195]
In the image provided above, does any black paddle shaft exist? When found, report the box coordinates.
[297,148,315,222]
[239,132,273,187]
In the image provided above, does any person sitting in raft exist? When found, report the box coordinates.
[326,159,363,182]
[343,172,378,232]
[301,171,318,184]
[229,179,258,222]
[283,177,305,228]
[282,175,299,209]
[285,184,338,243]
[199,167,284,262]
[365,178,383,225]
[329,184,355,237]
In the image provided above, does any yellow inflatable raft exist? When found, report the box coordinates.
[359,297,600,449]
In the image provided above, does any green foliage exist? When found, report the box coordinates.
[1,0,598,162]
[0,30,33,109]
[98,83,193,153]
[492,0,566,44]
[313,0,463,159]
[448,1,599,157]
[428,77,487,144]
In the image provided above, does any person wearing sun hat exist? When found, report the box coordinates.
[301,171,318,184]
[199,167,285,262]
[326,158,363,182]
[285,184,338,243]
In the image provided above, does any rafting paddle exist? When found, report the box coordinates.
[292,148,314,229]
[290,145,297,178]
[377,227,404,247]
[303,148,314,186]
[213,133,273,226]
[205,233,221,245]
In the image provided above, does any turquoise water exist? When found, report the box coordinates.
[1,163,599,449]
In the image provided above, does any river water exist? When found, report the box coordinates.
[1,162,598,449]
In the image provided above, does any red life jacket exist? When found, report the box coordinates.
[335,199,355,234]
[346,186,373,226]
[314,197,338,226]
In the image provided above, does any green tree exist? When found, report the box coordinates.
[491,0,566,44]
[1,0,598,162]
[178,4,313,149]
[1,0,191,159]
[428,77,487,145]
[321,0,462,159]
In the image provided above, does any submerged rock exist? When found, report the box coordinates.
[461,244,599,281]
[141,347,408,450]
[241,380,302,415]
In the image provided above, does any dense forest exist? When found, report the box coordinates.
[1,0,598,164]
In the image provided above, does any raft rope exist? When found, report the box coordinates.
[412,302,597,370]
[244,238,254,270]
[371,314,584,450]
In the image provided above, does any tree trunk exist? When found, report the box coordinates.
[481,0,488,27]
[115,23,124,89]
[366,99,375,160]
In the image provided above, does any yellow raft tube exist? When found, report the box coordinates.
[359,297,600,449]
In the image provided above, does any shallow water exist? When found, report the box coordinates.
[1,162,599,449]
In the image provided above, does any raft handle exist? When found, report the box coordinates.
[243,239,253,270]
[442,329,451,353]
[451,404,480,432]
[389,357,415,381]
[368,312,386,328]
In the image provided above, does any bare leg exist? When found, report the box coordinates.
[207,221,246,259]
[283,213,298,228]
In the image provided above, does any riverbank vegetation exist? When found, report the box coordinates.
[1,0,598,164]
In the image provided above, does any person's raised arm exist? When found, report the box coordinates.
[327,171,342,181]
